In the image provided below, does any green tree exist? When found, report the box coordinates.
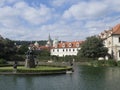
[0,38,17,61]
[78,36,108,59]
[36,50,50,61]
[17,45,28,54]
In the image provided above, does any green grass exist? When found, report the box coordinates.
[0,66,72,73]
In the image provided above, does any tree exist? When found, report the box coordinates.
[17,45,28,55]
[78,36,108,59]
[0,38,17,61]
[35,50,50,61]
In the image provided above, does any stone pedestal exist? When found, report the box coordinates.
[25,57,35,68]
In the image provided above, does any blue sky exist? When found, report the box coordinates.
[0,0,120,41]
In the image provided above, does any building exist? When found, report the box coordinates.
[29,34,83,57]
[51,40,83,57]
[29,34,53,51]
[99,23,120,61]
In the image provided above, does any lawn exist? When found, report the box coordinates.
[0,66,72,73]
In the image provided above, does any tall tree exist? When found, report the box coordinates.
[78,36,108,59]
[0,38,17,60]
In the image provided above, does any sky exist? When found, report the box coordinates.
[0,0,120,41]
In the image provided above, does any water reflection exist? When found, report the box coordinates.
[0,66,120,90]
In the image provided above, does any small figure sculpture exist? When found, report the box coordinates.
[13,61,17,69]
[13,61,17,73]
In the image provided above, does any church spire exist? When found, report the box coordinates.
[46,34,52,47]
[48,33,51,41]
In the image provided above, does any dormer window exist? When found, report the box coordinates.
[76,43,79,47]
[69,43,72,47]
[62,43,65,48]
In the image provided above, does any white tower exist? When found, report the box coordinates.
[53,38,58,48]
[34,41,39,47]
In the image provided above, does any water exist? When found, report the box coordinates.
[0,65,120,90]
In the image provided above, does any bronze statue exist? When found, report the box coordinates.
[25,47,35,68]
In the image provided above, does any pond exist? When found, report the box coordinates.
[0,65,120,90]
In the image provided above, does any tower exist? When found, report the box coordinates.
[46,34,52,47]
[53,38,58,48]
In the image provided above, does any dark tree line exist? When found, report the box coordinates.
[14,40,47,46]
[0,38,17,61]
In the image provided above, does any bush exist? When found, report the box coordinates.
[90,60,105,67]
[90,60,117,67]
[104,60,117,66]
[117,61,120,66]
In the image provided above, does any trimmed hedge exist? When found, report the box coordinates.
[0,66,72,73]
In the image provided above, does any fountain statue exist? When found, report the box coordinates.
[25,46,35,68]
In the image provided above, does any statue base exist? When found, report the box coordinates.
[25,59,35,68]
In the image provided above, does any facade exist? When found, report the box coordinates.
[51,41,83,57]
[99,24,120,61]
[29,34,83,57]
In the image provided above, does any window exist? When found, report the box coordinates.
[53,49,54,52]
[69,49,71,51]
[119,37,120,42]
[119,50,120,57]
[73,49,75,51]
[63,49,64,52]
[66,49,68,52]
[57,49,59,52]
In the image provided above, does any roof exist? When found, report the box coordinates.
[29,44,52,51]
[112,24,120,34]
[54,41,83,48]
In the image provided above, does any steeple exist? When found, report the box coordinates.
[46,34,52,47]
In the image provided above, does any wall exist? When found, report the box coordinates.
[51,48,80,57]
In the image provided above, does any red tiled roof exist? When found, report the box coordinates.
[40,46,51,50]
[29,44,51,51]
[56,41,83,48]
[112,24,120,34]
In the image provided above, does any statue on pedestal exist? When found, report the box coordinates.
[25,46,35,68]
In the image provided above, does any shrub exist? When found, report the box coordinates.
[91,60,105,67]
[104,60,117,66]
[117,61,120,66]
[90,60,117,67]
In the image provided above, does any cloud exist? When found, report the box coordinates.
[14,1,53,25]
[0,0,120,41]
[0,1,53,28]
[63,1,108,20]
[52,0,67,7]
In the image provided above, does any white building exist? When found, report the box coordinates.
[99,24,120,61]
[51,40,83,57]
